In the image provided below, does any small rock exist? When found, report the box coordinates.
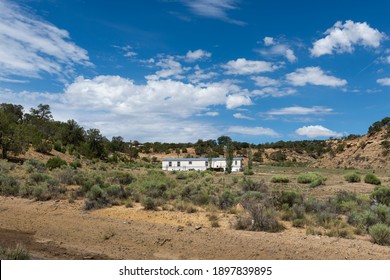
[195,226,202,230]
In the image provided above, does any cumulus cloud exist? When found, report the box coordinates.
[251,76,280,87]
[185,49,212,62]
[286,67,347,87]
[377,78,390,86]
[226,94,253,109]
[204,111,219,117]
[267,106,333,115]
[310,20,385,57]
[223,58,278,75]
[180,0,245,25]
[146,56,188,80]
[0,0,91,79]
[0,75,259,142]
[251,87,296,98]
[233,113,254,120]
[258,36,297,63]
[188,65,218,84]
[295,125,343,138]
[263,36,275,46]
[228,126,280,137]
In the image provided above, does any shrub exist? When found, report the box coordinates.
[344,172,361,183]
[109,171,136,185]
[4,244,31,260]
[276,190,303,208]
[29,172,50,184]
[369,224,390,245]
[219,190,236,210]
[309,178,325,188]
[176,172,188,180]
[240,201,284,232]
[46,157,67,170]
[106,184,123,198]
[371,186,390,206]
[297,173,325,185]
[142,197,158,210]
[32,184,51,201]
[271,176,290,183]
[24,159,46,173]
[69,161,82,169]
[364,173,381,185]
[0,173,20,196]
[84,185,110,210]
[241,178,268,193]
[243,167,254,175]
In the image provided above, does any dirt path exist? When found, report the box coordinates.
[0,196,389,260]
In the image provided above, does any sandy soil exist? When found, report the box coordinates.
[1,196,390,260]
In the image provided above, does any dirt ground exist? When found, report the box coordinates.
[1,196,389,260]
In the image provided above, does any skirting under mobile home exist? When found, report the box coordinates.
[162,157,243,172]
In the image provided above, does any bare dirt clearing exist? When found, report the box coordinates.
[1,196,389,260]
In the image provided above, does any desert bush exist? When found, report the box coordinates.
[275,190,303,208]
[84,185,111,210]
[176,172,188,180]
[4,244,31,260]
[32,184,51,201]
[316,210,337,228]
[24,159,46,173]
[331,191,366,213]
[54,141,66,153]
[106,184,124,198]
[304,197,331,213]
[369,223,390,245]
[364,173,381,185]
[371,186,390,206]
[271,176,290,183]
[218,190,236,210]
[241,178,268,193]
[297,172,325,185]
[109,171,136,185]
[240,191,263,203]
[46,157,67,170]
[344,172,361,183]
[239,201,284,232]
[56,169,78,185]
[0,173,20,196]
[69,160,82,169]
[243,167,254,175]
[142,197,159,210]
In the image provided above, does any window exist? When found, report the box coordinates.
[189,161,192,165]
[177,161,180,167]
[235,160,237,165]
[205,161,208,167]
[168,162,172,167]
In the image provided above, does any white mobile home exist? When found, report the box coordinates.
[162,157,243,172]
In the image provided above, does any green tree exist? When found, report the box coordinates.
[0,104,28,159]
[30,104,53,120]
[61,119,85,146]
[226,140,234,174]
[82,128,107,159]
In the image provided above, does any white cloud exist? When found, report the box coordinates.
[124,51,137,57]
[0,0,91,79]
[226,94,252,109]
[377,78,390,86]
[267,106,333,115]
[188,65,218,84]
[204,111,219,117]
[181,0,245,25]
[228,126,280,137]
[251,76,280,87]
[233,113,254,120]
[311,20,385,57]
[259,37,297,63]
[263,36,275,46]
[2,75,253,142]
[286,67,347,87]
[223,58,278,75]
[251,87,296,98]
[295,125,343,138]
[185,49,211,62]
[146,56,188,80]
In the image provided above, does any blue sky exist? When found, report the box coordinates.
[0,0,389,143]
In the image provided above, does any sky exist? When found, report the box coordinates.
[0,0,390,143]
